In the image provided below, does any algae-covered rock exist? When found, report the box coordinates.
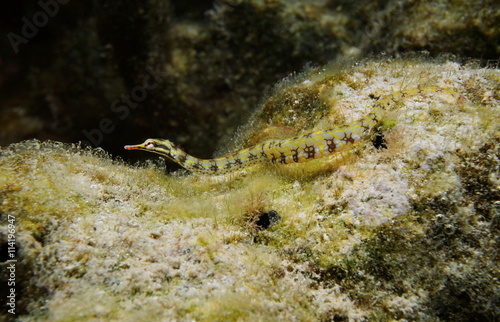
[1,59,499,320]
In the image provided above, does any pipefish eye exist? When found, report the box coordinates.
[145,140,156,148]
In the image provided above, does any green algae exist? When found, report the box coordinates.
[1,59,499,321]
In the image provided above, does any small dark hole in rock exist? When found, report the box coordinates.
[373,130,387,150]
[256,210,281,230]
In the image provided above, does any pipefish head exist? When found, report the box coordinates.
[124,138,180,161]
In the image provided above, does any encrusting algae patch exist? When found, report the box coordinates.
[1,59,499,321]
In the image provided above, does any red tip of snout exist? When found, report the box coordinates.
[124,145,139,150]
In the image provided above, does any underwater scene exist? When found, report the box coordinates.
[1,0,499,321]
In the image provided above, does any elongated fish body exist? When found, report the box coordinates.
[125,87,459,175]
[124,107,384,175]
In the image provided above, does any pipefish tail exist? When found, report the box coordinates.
[124,87,460,175]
